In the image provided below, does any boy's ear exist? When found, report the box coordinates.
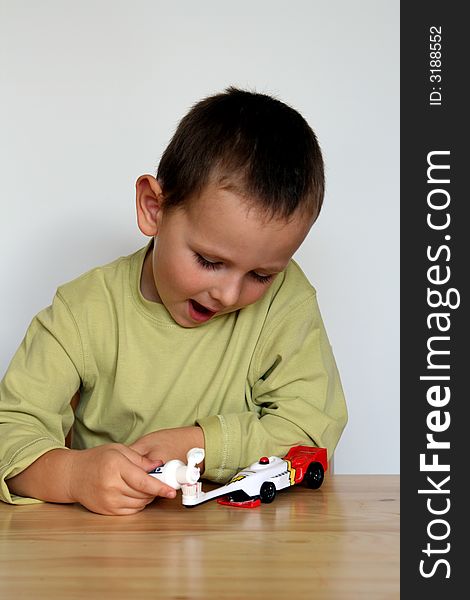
[135,175,164,236]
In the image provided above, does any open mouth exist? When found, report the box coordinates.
[188,299,217,323]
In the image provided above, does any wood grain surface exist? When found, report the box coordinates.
[0,475,399,599]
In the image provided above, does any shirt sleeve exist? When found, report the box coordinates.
[0,292,83,504]
[198,292,348,482]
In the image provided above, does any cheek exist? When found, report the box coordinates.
[154,245,195,291]
[239,282,271,307]
[174,260,212,295]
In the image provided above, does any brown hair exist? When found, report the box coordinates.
[157,87,325,220]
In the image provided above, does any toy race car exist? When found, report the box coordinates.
[181,445,327,508]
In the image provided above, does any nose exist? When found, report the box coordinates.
[210,274,243,309]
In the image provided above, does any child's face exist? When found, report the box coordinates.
[140,180,313,328]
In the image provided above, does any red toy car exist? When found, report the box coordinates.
[182,445,328,508]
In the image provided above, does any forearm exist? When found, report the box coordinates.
[198,412,308,482]
[7,448,75,503]
[198,404,346,483]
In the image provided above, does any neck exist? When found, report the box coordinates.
[140,240,161,303]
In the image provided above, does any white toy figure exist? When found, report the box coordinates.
[148,447,204,490]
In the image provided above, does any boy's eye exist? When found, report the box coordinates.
[194,253,221,271]
[250,272,273,285]
[193,252,273,284]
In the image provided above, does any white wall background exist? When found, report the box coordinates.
[0,0,399,474]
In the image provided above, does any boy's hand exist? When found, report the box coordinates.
[68,444,177,515]
[130,426,205,472]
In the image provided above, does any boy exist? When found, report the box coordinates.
[0,87,347,515]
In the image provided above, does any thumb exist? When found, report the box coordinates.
[141,455,164,472]
[120,446,163,472]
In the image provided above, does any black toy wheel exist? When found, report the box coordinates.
[304,462,324,489]
[259,481,276,503]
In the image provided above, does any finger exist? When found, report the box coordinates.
[106,498,152,516]
[121,463,177,499]
[115,445,163,472]
[112,505,151,516]
[86,490,154,516]
[110,469,163,500]
[119,487,156,500]
[118,479,162,501]
[128,438,157,457]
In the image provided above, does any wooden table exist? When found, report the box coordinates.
[0,475,399,599]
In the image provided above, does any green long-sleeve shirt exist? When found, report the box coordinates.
[0,244,347,504]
